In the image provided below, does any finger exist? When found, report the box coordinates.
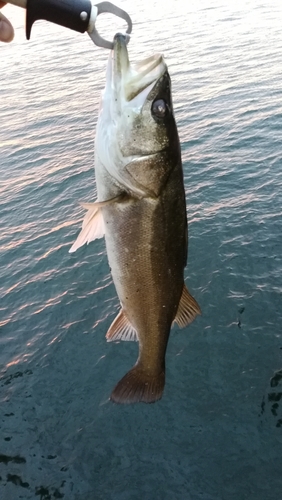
[0,10,14,42]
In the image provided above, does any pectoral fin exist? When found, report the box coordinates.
[69,194,126,253]
[106,309,138,342]
[69,203,105,253]
[174,284,201,328]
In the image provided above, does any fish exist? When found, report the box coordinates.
[70,33,201,404]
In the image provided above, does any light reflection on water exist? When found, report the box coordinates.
[1,0,282,498]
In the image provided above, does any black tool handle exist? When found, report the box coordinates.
[26,0,92,39]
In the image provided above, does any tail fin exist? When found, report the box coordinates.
[110,365,165,404]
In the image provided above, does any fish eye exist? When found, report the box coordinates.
[151,99,168,119]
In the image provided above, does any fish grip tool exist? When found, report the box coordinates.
[26,0,92,39]
[5,0,132,48]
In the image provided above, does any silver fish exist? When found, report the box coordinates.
[70,33,201,404]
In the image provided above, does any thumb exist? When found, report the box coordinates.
[0,11,14,42]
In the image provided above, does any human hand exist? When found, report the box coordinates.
[0,1,14,42]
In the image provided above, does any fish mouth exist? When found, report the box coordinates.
[111,33,167,103]
[97,34,171,198]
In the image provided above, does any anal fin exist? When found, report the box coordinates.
[106,309,138,342]
[174,284,201,328]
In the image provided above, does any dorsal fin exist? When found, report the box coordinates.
[174,284,201,328]
[106,309,138,342]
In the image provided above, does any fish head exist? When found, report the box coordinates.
[96,33,181,197]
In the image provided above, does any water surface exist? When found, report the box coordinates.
[1,1,282,498]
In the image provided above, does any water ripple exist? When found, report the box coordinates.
[1,0,282,498]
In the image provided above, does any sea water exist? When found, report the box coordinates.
[1,0,282,498]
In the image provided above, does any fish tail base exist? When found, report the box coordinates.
[110,366,165,404]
